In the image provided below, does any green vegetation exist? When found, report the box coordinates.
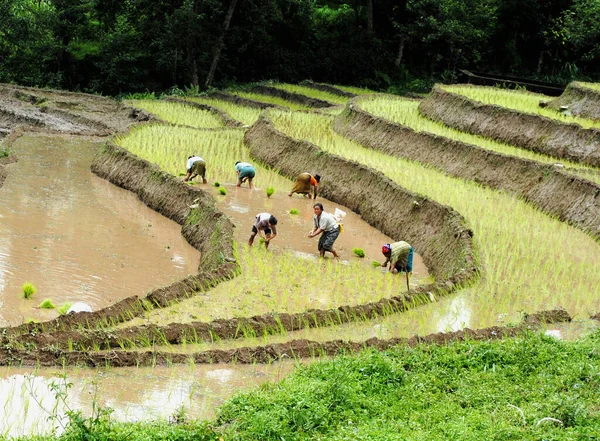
[579,82,600,92]
[272,83,349,105]
[21,282,36,299]
[233,92,312,111]
[372,260,382,268]
[442,85,600,130]
[333,85,377,95]
[270,110,600,327]
[57,302,73,315]
[214,181,221,187]
[352,247,365,258]
[219,187,227,195]
[188,97,263,126]
[359,95,600,184]
[126,100,225,129]
[289,208,299,215]
[218,332,600,440]
[266,186,275,198]
[38,299,56,309]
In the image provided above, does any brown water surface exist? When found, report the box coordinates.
[0,134,200,326]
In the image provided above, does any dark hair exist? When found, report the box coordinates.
[269,215,278,225]
[235,161,240,165]
[188,155,194,159]
[314,174,321,183]
[313,203,324,210]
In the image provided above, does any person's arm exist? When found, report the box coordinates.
[308,227,323,238]
[266,225,277,242]
[313,185,318,200]
[381,256,390,268]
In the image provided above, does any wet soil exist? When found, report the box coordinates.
[420,86,600,167]
[548,82,600,120]
[0,134,200,326]
[334,98,600,240]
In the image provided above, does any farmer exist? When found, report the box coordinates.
[288,173,321,199]
[183,155,207,183]
[249,212,278,249]
[235,161,255,189]
[308,203,341,260]
[381,241,414,291]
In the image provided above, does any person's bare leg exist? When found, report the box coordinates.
[249,179,254,190]
[248,233,256,246]
[330,249,340,261]
[202,176,207,184]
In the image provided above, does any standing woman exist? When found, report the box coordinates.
[308,203,340,260]
[235,161,255,190]
[288,173,321,199]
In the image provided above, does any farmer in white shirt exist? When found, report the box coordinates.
[308,203,341,260]
[183,155,207,183]
[249,212,278,250]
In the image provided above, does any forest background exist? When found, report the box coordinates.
[1,0,599,95]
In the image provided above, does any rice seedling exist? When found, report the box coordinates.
[578,82,600,92]
[371,260,382,268]
[266,186,275,198]
[38,299,56,309]
[333,84,377,95]
[219,187,227,195]
[353,247,365,258]
[269,109,600,329]
[272,83,349,105]
[187,97,263,126]
[125,100,225,129]
[359,95,600,184]
[22,282,36,299]
[213,181,220,187]
[57,302,73,315]
[442,84,600,130]
[289,208,299,215]
[233,91,313,111]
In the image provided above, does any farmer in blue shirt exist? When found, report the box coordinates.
[235,161,255,190]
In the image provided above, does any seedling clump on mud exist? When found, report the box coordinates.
[266,186,275,198]
[372,260,382,268]
[38,299,56,309]
[214,181,220,187]
[22,282,36,299]
[353,248,365,258]
[289,208,299,215]
[57,302,73,315]
[219,187,227,195]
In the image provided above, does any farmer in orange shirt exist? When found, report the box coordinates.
[288,173,320,199]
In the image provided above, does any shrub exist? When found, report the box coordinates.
[22,282,36,299]
[266,186,275,198]
[353,248,365,258]
[219,187,227,195]
[38,299,56,309]
[289,208,299,215]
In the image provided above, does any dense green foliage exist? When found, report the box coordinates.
[217,332,600,440]
[2,0,600,94]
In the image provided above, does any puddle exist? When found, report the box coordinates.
[0,135,200,326]
[0,363,299,438]
[542,319,600,341]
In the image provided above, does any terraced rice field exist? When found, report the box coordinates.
[186,97,262,126]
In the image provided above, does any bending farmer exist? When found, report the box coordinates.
[249,212,278,249]
[381,241,414,291]
[308,203,340,260]
[184,155,207,183]
[235,161,255,190]
[288,173,321,199]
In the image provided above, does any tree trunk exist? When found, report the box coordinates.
[367,0,373,32]
[537,50,544,74]
[173,47,178,84]
[395,39,405,67]
[205,0,239,88]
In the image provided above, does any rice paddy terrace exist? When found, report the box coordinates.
[0,80,599,435]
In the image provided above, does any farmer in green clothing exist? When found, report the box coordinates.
[381,241,414,291]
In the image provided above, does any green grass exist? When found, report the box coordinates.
[217,332,600,440]
[233,91,313,111]
[187,97,263,126]
[270,110,600,327]
[359,95,600,184]
[333,84,377,95]
[22,282,36,299]
[442,84,600,130]
[125,100,225,129]
[578,82,600,93]
[272,83,349,105]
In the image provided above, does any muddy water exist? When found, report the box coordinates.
[0,135,200,326]
[0,362,299,438]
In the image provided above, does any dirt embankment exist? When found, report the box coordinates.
[334,98,600,240]
[251,85,335,108]
[419,86,600,168]
[163,97,243,128]
[548,82,600,120]
[0,309,571,367]
[208,91,288,110]
[245,115,477,286]
[301,80,357,98]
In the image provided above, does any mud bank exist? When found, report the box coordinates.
[419,86,600,168]
[301,80,357,98]
[208,91,287,110]
[334,99,600,240]
[0,309,570,367]
[548,82,600,120]
[164,97,243,128]
[245,115,476,286]
[251,85,334,108]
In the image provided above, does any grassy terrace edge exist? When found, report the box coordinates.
[548,81,600,120]
[335,96,600,241]
[420,85,600,168]
[250,84,335,108]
